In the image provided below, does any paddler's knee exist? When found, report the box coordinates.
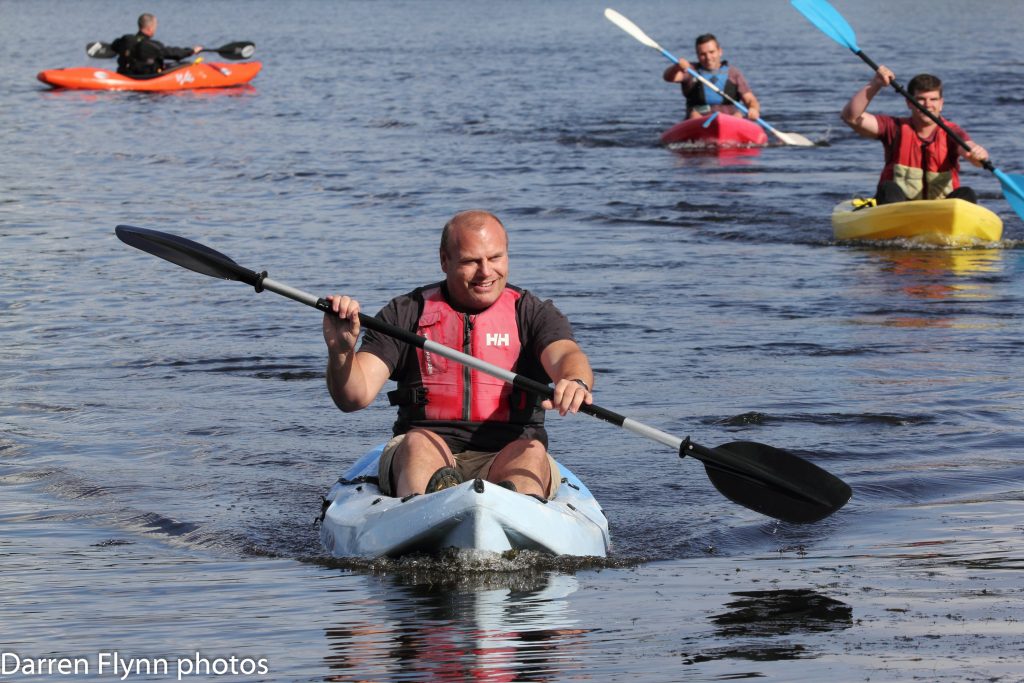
[485,439,559,499]
[378,430,453,496]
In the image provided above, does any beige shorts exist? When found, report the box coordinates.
[377,434,561,499]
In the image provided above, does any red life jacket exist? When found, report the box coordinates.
[881,117,962,200]
[411,286,527,422]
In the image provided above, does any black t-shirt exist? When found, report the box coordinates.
[358,282,576,452]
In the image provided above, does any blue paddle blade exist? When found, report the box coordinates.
[791,0,860,52]
[993,169,1024,221]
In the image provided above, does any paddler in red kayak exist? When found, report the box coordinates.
[841,65,988,205]
[321,210,595,501]
[662,33,761,121]
[111,13,202,77]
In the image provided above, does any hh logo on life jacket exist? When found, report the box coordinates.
[485,333,510,347]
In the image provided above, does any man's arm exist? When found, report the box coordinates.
[326,350,390,412]
[957,136,989,167]
[159,42,202,61]
[741,90,760,120]
[841,65,894,138]
[539,339,593,416]
[725,68,759,119]
[323,295,391,412]
[663,58,693,83]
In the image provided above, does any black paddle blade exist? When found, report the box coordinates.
[115,225,260,287]
[87,41,115,58]
[698,441,851,524]
[215,41,255,60]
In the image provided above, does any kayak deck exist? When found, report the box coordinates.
[37,61,262,91]
[320,445,610,559]
[661,112,769,149]
[832,198,1003,246]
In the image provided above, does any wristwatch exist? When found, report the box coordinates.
[572,378,590,392]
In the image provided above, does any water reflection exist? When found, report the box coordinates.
[40,85,258,101]
[872,246,1007,282]
[680,589,852,666]
[323,572,585,682]
[665,144,763,167]
[855,248,1007,329]
[710,589,853,637]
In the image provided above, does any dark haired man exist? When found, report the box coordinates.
[662,33,761,121]
[841,65,988,204]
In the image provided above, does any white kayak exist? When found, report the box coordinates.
[319,444,611,558]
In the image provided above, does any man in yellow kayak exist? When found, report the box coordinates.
[841,65,988,204]
[321,210,594,501]
[662,33,761,121]
[111,13,202,76]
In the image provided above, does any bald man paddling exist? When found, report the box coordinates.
[323,210,594,500]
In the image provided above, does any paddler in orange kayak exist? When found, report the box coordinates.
[110,13,202,76]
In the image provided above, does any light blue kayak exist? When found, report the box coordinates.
[319,444,611,558]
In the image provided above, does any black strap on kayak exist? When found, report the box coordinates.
[336,475,379,487]
[316,496,330,524]
[318,476,382,523]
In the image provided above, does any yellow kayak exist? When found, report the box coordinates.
[831,198,1003,246]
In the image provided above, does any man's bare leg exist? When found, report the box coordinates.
[487,438,551,498]
[390,429,454,497]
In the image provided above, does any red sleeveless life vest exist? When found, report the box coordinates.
[413,286,525,422]
[881,117,961,200]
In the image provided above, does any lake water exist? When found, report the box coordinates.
[2,0,1022,681]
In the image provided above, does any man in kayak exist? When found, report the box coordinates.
[841,65,988,204]
[111,13,202,77]
[322,210,594,500]
[662,33,761,121]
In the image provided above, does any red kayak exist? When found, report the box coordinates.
[37,60,261,91]
[661,112,769,148]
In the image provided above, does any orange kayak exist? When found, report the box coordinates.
[37,61,262,91]
[661,112,768,148]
